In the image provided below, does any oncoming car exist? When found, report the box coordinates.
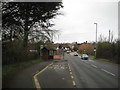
[81,54,89,60]
[66,50,71,54]
[74,52,78,56]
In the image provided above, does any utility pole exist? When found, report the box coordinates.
[94,23,97,58]
[109,30,110,42]
[94,23,97,43]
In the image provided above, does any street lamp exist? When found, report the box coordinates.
[94,23,97,43]
[94,23,98,58]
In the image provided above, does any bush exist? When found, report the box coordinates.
[2,39,39,65]
[96,41,119,64]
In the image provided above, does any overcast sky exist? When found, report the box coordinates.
[52,0,119,43]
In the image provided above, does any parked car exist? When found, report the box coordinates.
[81,54,89,60]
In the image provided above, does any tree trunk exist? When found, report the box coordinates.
[23,30,28,48]
[23,24,29,48]
[23,26,29,60]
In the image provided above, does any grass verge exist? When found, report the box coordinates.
[97,58,114,63]
[89,55,115,63]
[53,58,61,60]
[89,55,95,59]
[78,53,115,64]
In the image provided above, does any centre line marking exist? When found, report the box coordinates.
[91,64,98,68]
[70,72,72,75]
[101,69,116,76]
[71,76,74,79]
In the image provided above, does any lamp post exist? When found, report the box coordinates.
[94,23,97,58]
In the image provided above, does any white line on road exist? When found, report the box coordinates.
[68,64,72,72]
[91,64,98,68]
[33,63,53,89]
[101,69,116,76]
[68,63,77,87]
[33,76,41,89]
[71,76,74,79]
[72,81,76,87]
[61,67,64,69]
[54,67,57,69]
[70,72,72,75]
[89,59,94,62]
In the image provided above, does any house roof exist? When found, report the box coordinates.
[42,46,56,51]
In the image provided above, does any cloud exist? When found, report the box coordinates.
[52,0,118,43]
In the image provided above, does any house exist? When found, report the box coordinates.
[78,43,95,54]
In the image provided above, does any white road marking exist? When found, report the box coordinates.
[71,76,74,79]
[72,81,76,87]
[33,76,41,89]
[91,64,98,68]
[70,72,72,75]
[101,69,116,76]
[54,67,57,69]
[61,67,64,69]
[33,63,53,89]
[68,64,72,72]
[68,63,77,87]
[89,59,94,62]
[62,78,65,80]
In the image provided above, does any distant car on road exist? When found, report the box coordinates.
[81,54,89,60]
[74,52,78,56]
[66,50,71,54]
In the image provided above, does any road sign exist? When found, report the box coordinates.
[94,48,96,52]
[58,45,62,49]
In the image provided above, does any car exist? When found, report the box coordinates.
[66,50,71,54]
[81,54,89,60]
[74,52,78,56]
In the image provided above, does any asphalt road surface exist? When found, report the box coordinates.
[5,52,119,89]
[65,52,119,88]
[37,60,74,88]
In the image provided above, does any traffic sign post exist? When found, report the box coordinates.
[58,45,62,49]
[94,48,96,52]
[94,48,96,58]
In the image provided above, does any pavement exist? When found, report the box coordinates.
[3,52,119,89]
[3,61,52,88]
[3,55,74,88]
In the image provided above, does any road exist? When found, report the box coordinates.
[36,60,74,88]
[65,52,119,88]
[5,52,119,88]
[35,52,119,88]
